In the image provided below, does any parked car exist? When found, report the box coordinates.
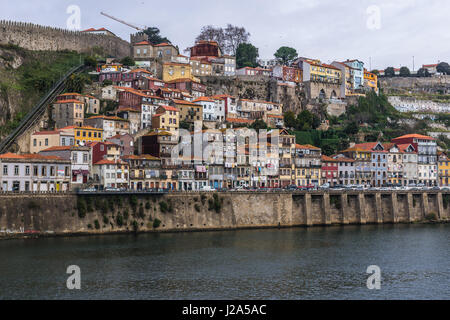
[82,187,97,192]
[200,186,216,192]
[104,187,120,192]
[319,183,330,190]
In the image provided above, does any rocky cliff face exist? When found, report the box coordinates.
[201,75,307,113]
[0,46,25,132]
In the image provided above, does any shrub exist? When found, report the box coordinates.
[77,198,87,218]
[330,195,341,210]
[115,196,122,208]
[85,197,93,212]
[116,213,124,227]
[100,200,108,214]
[132,220,138,232]
[27,200,40,210]
[153,218,161,228]
[145,202,151,210]
[138,205,145,219]
[123,209,129,220]
[208,193,223,213]
[108,198,115,212]
[194,204,201,213]
[130,195,138,207]
[201,194,207,205]
[103,215,109,224]
[425,213,438,222]
[94,219,100,230]
[87,224,93,229]
[159,201,169,213]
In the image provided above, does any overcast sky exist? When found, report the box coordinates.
[2,0,449,70]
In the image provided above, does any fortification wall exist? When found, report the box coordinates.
[0,20,130,58]
[380,76,450,94]
[0,191,448,239]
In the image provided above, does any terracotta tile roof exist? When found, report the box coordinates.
[172,99,200,106]
[94,159,127,165]
[122,155,160,161]
[321,155,339,162]
[32,130,61,136]
[193,97,215,103]
[59,93,82,96]
[159,105,179,112]
[0,153,64,161]
[88,115,129,121]
[295,144,321,150]
[392,134,435,141]
[54,99,84,104]
[134,40,152,46]
[226,118,254,124]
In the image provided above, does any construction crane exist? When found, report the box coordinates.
[100,12,147,31]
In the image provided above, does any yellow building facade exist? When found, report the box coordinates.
[74,126,104,145]
[162,62,199,82]
[438,153,449,186]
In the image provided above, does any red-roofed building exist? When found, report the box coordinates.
[92,159,129,189]
[0,153,71,192]
[39,145,91,185]
[151,105,180,133]
[81,27,115,37]
[52,99,85,128]
[321,155,339,185]
[106,133,134,157]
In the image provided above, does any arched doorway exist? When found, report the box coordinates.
[319,89,326,100]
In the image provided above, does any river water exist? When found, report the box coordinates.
[0,224,449,300]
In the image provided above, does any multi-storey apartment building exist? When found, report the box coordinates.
[294,144,322,186]
[52,99,85,128]
[39,145,91,186]
[438,152,449,187]
[0,153,71,192]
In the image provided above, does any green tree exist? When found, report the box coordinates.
[399,66,410,77]
[120,56,135,67]
[84,56,97,68]
[236,43,259,69]
[384,67,395,77]
[274,46,298,66]
[141,27,170,45]
[417,68,431,77]
[344,121,359,135]
[250,119,268,130]
[437,62,450,75]
[65,73,91,93]
[284,111,296,129]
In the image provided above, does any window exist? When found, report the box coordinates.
[25,166,30,176]
[33,139,37,147]
[41,166,47,176]
[14,165,19,176]
[33,166,38,176]
[45,138,48,146]
[3,165,8,175]
[50,166,55,176]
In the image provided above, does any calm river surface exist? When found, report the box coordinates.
[0,224,449,299]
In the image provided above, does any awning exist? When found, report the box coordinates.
[72,170,81,175]
[81,170,90,176]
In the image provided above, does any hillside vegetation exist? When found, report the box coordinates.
[0,44,82,139]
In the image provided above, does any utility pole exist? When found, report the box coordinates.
[412,56,415,72]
